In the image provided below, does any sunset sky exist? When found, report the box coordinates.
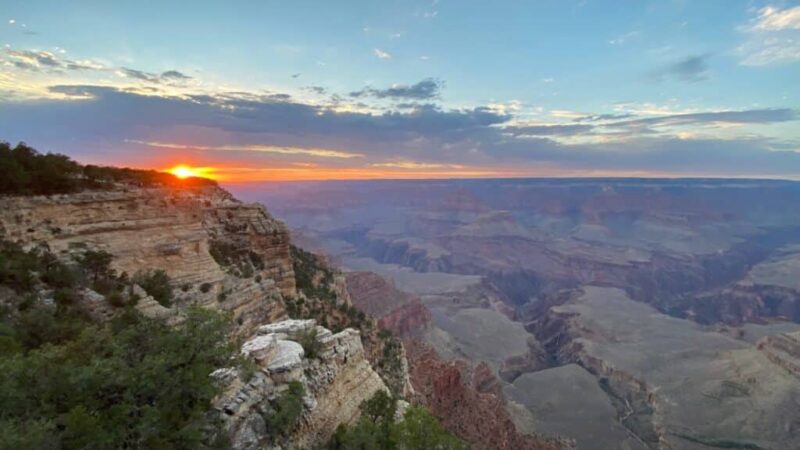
[1,0,799,182]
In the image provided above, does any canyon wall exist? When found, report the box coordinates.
[0,185,295,336]
[0,184,419,448]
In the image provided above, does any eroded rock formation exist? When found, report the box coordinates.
[215,319,389,449]
[0,185,295,336]
[406,342,570,450]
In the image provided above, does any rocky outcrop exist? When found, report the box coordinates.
[758,331,800,378]
[0,185,295,336]
[346,271,431,337]
[378,301,431,337]
[215,319,389,449]
[406,342,569,450]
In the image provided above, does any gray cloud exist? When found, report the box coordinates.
[303,85,327,95]
[649,54,711,82]
[118,68,193,84]
[607,108,797,129]
[5,49,69,70]
[2,84,799,177]
[160,70,192,81]
[504,124,595,136]
[575,113,635,122]
[350,78,443,100]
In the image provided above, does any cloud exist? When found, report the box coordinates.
[3,48,104,72]
[350,78,443,100]
[738,6,800,65]
[373,48,392,60]
[125,140,364,158]
[575,113,634,122]
[6,49,61,68]
[2,83,799,178]
[372,160,465,169]
[608,30,640,45]
[648,54,711,82]
[504,124,595,136]
[304,85,327,95]
[607,108,797,130]
[116,68,193,84]
[160,70,192,81]
[752,6,800,31]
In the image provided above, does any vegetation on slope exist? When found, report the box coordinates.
[209,239,264,279]
[288,244,406,395]
[0,239,236,449]
[331,390,467,450]
[0,141,215,196]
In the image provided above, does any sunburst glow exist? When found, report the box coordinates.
[167,165,213,179]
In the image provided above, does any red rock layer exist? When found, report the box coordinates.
[406,342,567,450]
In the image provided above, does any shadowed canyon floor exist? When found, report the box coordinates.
[234,178,800,449]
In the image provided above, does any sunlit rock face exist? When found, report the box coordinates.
[0,185,296,336]
[215,319,389,450]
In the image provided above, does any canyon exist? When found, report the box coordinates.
[238,178,800,449]
[0,180,561,449]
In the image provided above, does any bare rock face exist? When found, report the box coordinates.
[406,342,568,450]
[758,331,800,378]
[0,185,295,336]
[216,319,389,450]
[346,271,431,337]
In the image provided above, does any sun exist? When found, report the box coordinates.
[168,165,200,179]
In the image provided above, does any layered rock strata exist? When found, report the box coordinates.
[215,319,389,449]
[0,185,295,336]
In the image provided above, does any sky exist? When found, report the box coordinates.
[0,0,799,182]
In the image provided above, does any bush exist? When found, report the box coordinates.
[53,288,78,307]
[330,392,465,450]
[76,250,114,283]
[133,270,173,307]
[267,381,305,435]
[360,390,396,424]
[298,327,321,359]
[0,307,236,449]
[0,240,40,293]
[290,245,336,300]
[200,282,213,293]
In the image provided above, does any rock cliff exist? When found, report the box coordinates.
[0,185,295,336]
[214,319,389,449]
[0,183,413,448]
[758,331,800,378]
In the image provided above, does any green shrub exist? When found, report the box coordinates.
[330,392,465,450]
[298,327,321,359]
[76,250,114,283]
[105,290,126,307]
[133,269,173,307]
[53,288,78,307]
[267,381,305,435]
[0,306,236,449]
[290,245,335,300]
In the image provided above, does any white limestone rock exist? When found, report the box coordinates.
[257,319,316,337]
[266,340,304,373]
